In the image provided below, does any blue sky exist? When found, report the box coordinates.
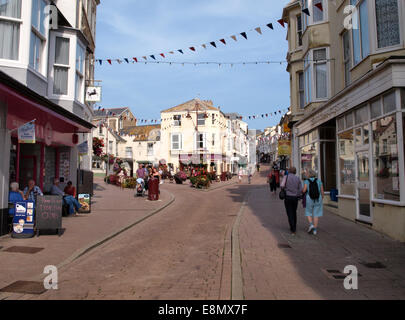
[95,0,290,131]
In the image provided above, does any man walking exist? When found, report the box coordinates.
[280,167,302,235]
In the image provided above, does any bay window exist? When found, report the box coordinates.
[296,14,302,47]
[375,0,400,48]
[30,0,47,72]
[314,49,327,99]
[312,0,324,23]
[53,37,70,95]
[75,42,85,101]
[303,48,329,105]
[351,0,369,65]
[0,0,21,60]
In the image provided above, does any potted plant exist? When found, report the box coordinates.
[174,171,187,184]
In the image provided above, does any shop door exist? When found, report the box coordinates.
[19,156,37,189]
[356,151,372,223]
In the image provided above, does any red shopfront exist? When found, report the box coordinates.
[1,74,93,193]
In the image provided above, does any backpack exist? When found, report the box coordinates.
[308,178,320,201]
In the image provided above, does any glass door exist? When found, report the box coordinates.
[356,151,372,223]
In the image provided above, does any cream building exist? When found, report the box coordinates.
[283,0,405,241]
[160,98,233,173]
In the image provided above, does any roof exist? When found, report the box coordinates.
[161,98,219,113]
[120,125,161,141]
[224,112,243,120]
[93,107,130,118]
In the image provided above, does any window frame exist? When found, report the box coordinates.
[171,133,182,151]
[350,0,370,67]
[173,115,182,127]
[75,41,85,102]
[296,14,303,47]
[52,36,71,96]
[0,0,22,62]
[373,0,402,51]
[342,30,351,87]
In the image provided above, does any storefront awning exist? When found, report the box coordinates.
[0,71,95,146]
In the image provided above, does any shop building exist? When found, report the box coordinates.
[0,0,100,235]
[283,0,405,241]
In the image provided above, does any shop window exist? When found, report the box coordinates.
[53,37,70,95]
[338,131,355,195]
[371,99,382,119]
[355,128,362,145]
[355,105,368,124]
[375,0,400,48]
[351,0,370,65]
[383,91,396,114]
[363,124,369,145]
[300,143,318,177]
[372,115,399,201]
[346,112,354,128]
[337,117,345,132]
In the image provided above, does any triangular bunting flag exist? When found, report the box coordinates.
[302,8,310,16]
[315,2,323,11]
[267,23,274,30]
[220,39,226,45]
[210,41,217,48]
[178,49,184,54]
[240,32,247,40]
[189,47,196,52]
[107,59,112,65]
[133,57,138,62]
[254,27,262,35]
[150,55,156,60]
[143,56,147,60]
[231,35,237,41]
[202,44,207,49]
[278,19,285,27]
[169,51,174,54]
[116,59,122,64]
[160,53,165,58]
[98,60,102,65]
[124,58,129,63]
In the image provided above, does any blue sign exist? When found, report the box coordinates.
[12,201,35,238]
[18,122,36,144]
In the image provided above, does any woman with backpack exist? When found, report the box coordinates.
[302,169,324,235]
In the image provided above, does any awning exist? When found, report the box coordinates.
[0,71,95,147]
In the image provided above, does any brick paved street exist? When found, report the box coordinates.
[239,166,405,300]
[1,170,405,300]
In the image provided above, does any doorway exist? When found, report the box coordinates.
[356,151,372,223]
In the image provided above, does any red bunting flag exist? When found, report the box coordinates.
[133,57,138,62]
[315,2,323,11]
[189,47,196,52]
[160,53,165,58]
[220,39,226,45]
[107,59,112,65]
[278,19,285,27]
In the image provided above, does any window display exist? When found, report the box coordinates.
[338,131,355,195]
[372,115,399,201]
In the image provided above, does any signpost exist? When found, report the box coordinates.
[35,196,63,237]
[12,201,35,238]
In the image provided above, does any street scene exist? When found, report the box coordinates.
[1,0,405,303]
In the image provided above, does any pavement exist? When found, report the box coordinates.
[238,165,405,300]
[0,177,174,300]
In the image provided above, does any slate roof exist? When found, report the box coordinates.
[161,98,219,113]
[93,107,130,118]
[120,125,161,141]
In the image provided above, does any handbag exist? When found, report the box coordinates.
[279,175,288,200]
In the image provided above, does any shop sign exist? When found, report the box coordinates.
[12,201,35,238]
[278,140,291,156]
[78,194,91,213]
[301,154,313,161]
[85,86,102,102]
[283,122,291,133]
[18,122,35,144]
[78,141,89,156]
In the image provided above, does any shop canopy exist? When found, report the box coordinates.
[0,71,95,147]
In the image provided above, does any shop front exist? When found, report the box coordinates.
[295,59,405,241]
[0,71,94,236]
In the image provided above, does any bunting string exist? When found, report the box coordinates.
[93,20,288,65]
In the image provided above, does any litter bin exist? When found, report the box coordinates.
[148,177,159,201]
[330,189,338,202]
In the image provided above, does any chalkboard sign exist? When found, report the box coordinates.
[35,196,63,236]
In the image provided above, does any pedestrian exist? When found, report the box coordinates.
[280,167,302,235]
[302,169,324,235]
[256,163,260,172]
[23,179,43,202]
[267,169,277,195]
[238,167,243,183]
[247,168,252,184]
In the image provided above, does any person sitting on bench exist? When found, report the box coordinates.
[51,178,81,216]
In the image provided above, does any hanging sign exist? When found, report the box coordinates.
[18,122,35,144]
[78,141,89,156]
[278,140,291,156]
[85,86,102,102]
